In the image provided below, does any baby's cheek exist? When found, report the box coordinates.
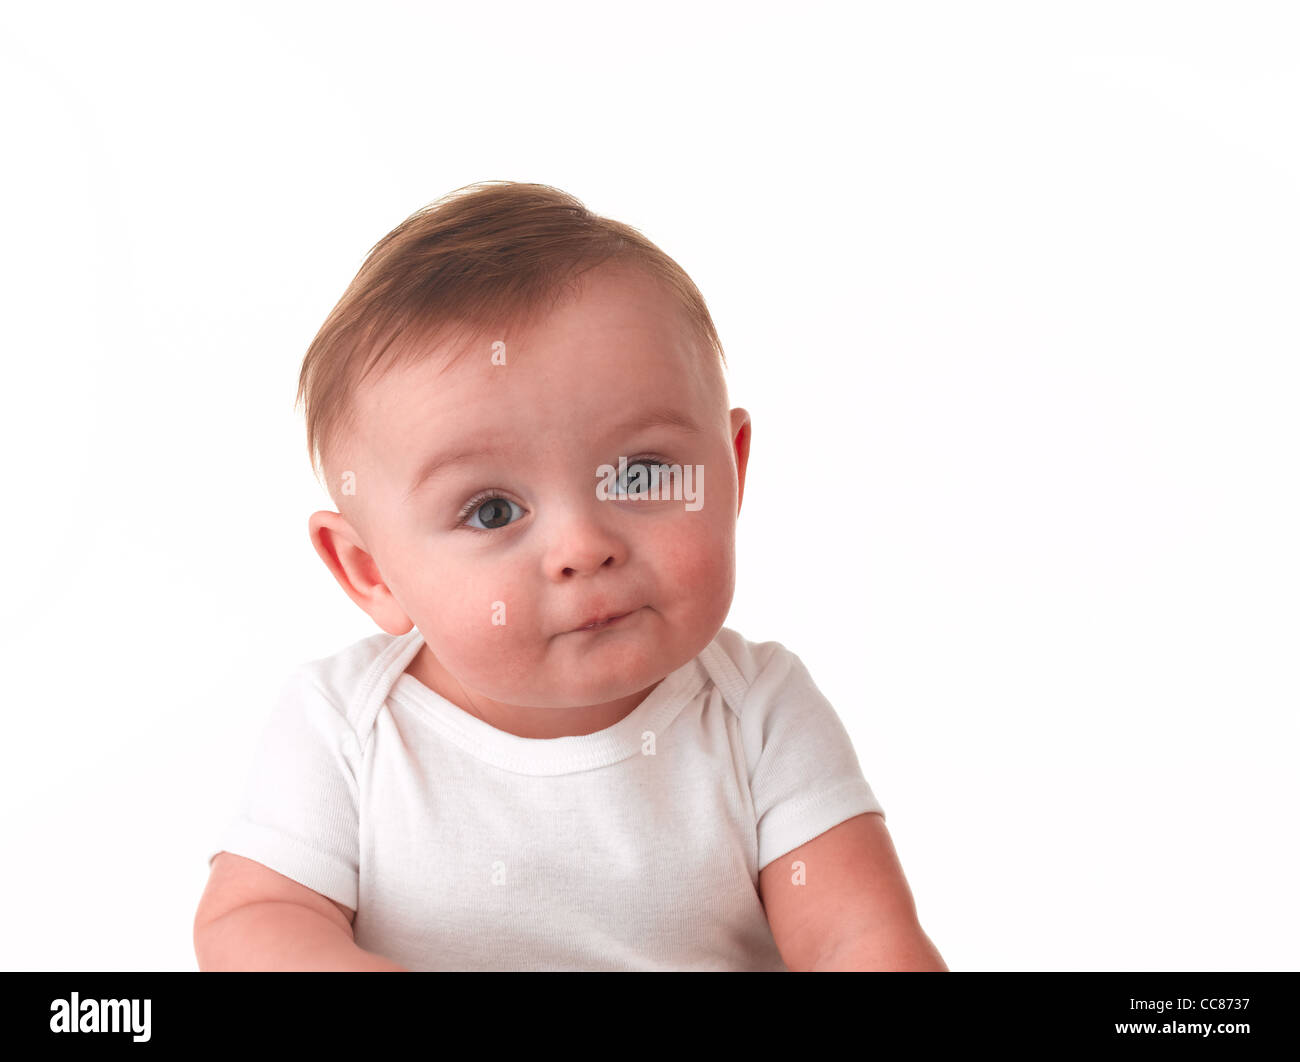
[658,511,735,604]
[422,611,526,695]
[448,567,543,659]
[406,567,489,646]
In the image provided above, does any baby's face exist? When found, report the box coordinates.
[316,263,750,714]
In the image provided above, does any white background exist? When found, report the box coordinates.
[2,0,1295,972]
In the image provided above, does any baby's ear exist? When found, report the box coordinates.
[307,511,413,636]
[730,408,752,514]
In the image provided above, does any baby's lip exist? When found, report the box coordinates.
[568,606,640,633]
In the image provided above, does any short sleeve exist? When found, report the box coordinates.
[741,644,886,873]
[207,667,363,910]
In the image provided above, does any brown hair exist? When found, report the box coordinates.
[295,181,728,492]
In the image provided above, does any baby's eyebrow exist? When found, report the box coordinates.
[403,405,702,500]
[404,442,508,501]
[619,406,703,437]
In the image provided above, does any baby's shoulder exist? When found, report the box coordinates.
[298,629,397,690]
[281,629,416,740]
[702,626,802,710]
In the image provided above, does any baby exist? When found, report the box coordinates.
[193,181,946,972]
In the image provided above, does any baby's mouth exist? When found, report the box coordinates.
[569,607,642,633]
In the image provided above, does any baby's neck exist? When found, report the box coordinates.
[404,646,659,739]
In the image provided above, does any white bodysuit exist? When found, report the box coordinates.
[208,625,885,971]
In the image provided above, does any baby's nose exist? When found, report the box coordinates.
[547,507,627,578]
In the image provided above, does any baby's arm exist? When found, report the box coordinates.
[758,812,947,971]
[194,853,406,972]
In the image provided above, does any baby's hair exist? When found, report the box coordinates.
[295,180,728,491]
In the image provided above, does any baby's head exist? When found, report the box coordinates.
[297,182,751,715]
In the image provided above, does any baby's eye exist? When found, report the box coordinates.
[461,495,526,530]
[613,459,674,496]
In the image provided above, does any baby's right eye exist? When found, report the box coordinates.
[460,493,526,531]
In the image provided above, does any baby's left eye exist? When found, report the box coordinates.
[613,460,674,496]
[463,496,525,530]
